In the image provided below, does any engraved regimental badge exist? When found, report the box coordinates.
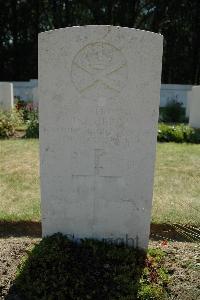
[71,42,128,98]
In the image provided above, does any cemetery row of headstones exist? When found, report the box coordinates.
[0,82,14,110]
[188,86,200,128]
[0,82,199,128]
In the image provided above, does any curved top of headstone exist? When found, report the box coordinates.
[39,24,163,103]
[39,25,162,38]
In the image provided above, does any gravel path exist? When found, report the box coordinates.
[0,237,199,300]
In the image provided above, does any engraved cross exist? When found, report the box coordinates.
[72,149,121,180]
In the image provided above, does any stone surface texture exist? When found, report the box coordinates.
[39,25,163,249]
[189,86,200,128]
[0,82,14,110]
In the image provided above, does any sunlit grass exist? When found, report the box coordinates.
[0,139,40,221]
[0,139,199,225]
[152,143,200,225]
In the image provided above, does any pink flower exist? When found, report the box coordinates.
[161,240,168,247]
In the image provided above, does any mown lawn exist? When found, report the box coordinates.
[153,143,200,225]
[0,139,199,225]
[0,140,40,221]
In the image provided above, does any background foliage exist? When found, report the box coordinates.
[157,123,200,143]
[0,109,23,138]
[0,0,199,84]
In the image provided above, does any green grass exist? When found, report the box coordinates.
[0,140,200,225]
[0,139,40,221]
[153,143,200,225]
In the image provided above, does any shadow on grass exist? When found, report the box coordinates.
[150,223,200,242]
[5,233,169,300]
[1,221,199,242]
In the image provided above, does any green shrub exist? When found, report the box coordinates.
[0,109,23,138]
[15,233,168,300]
[15,98,27,111]
[15,99,39,138]
[15,99,34,122]
[160,99,185,123]
[158,123,200,143]
[25,108,39,138]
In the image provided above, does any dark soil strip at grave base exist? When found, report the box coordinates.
[0,221,41,238]
[1,221,199,242]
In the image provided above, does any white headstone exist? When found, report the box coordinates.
[39,26,163,249]
[186,90,191,118]
[0,82,14,110]
[32,86,38,105]
[189,86,200,128]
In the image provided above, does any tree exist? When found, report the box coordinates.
[0,0,199,84]
[0,0,38,81]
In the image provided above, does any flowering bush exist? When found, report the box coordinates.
[160,99,186,123]
[15,99,39,138]
[25,107,39,138]
[158,123,200,143]
[0,109,23,138]
[16,99,38,122]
